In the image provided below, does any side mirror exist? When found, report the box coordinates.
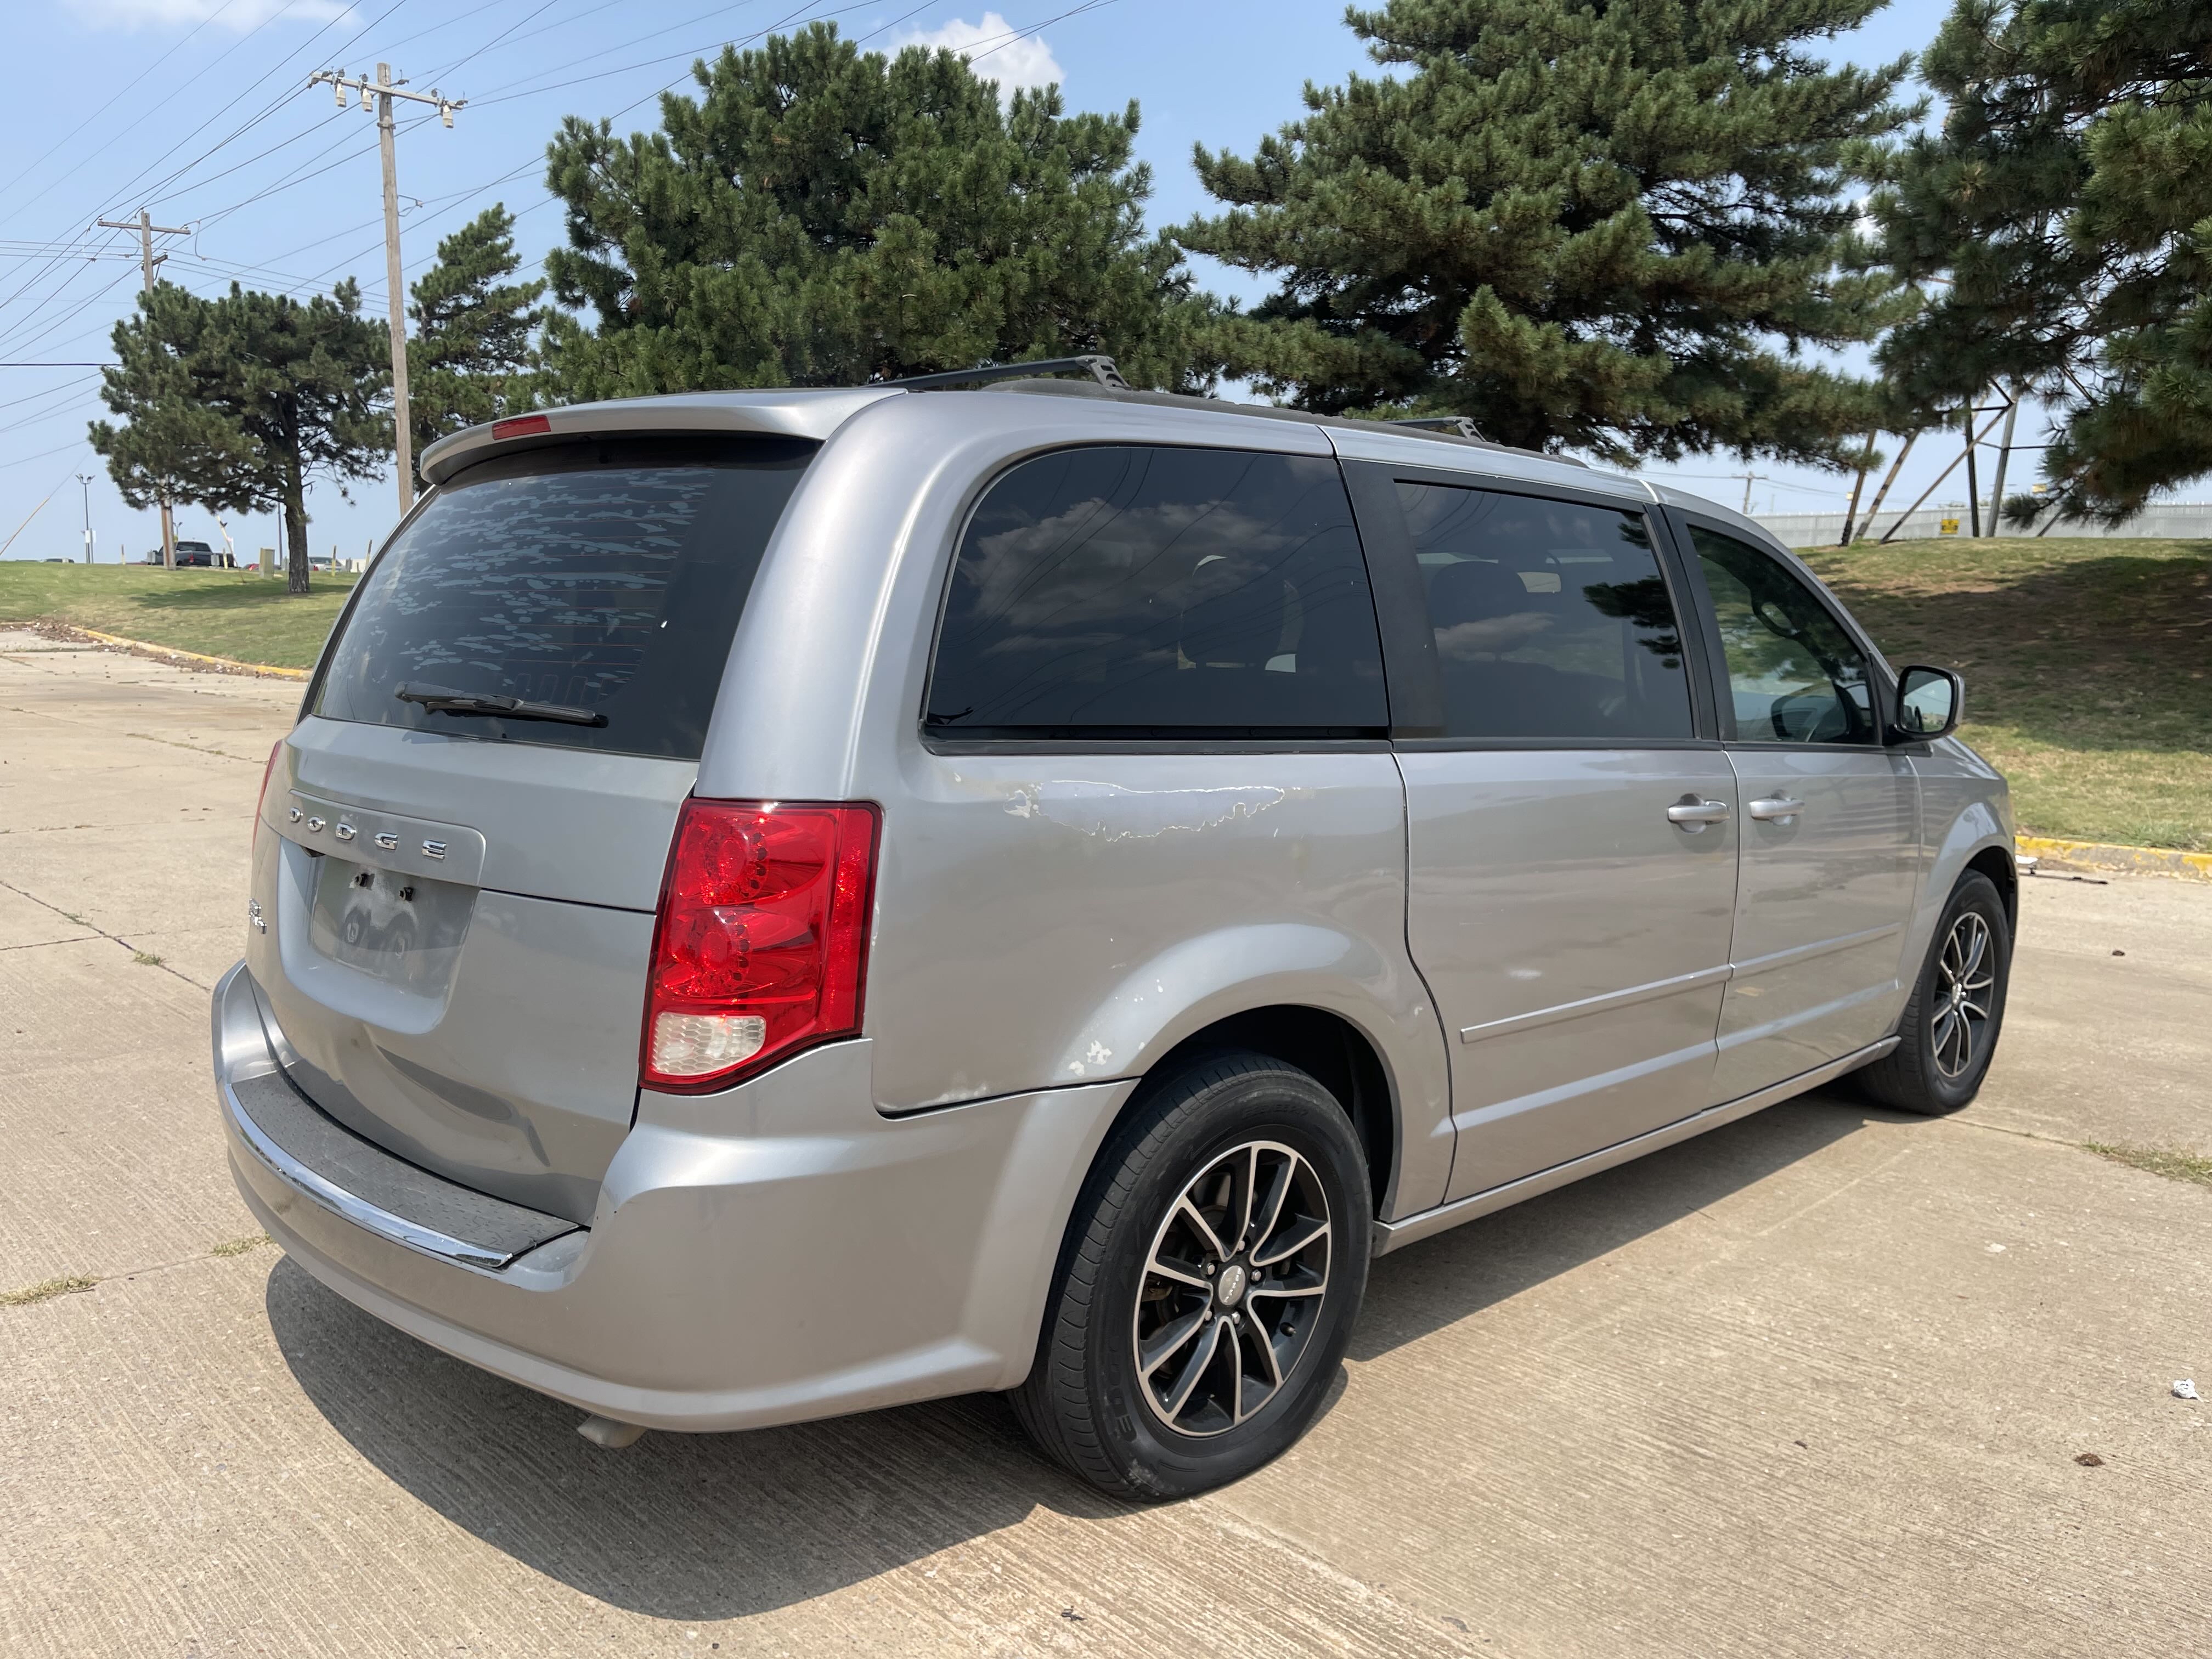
[1891,665,1963,743]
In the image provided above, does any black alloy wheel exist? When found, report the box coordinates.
[1012,1051,1372,1500]
[1859,870,2012,1115]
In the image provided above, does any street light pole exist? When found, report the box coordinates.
[303,65,463,518]
[75,473,94,566]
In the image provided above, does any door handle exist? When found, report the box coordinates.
[1747,797,1806,823]
[1666,795,1731,831]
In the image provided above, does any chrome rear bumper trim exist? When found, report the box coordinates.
[223,1073,517,1272]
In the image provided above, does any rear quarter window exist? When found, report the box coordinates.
[924,445,1389,740]
[311,436,816,760]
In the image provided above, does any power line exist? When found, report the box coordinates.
[0,436,99,472]
[2,0,372,237]
[92,0,419,225]
[421,0,575,86]
[0,0,255,221]
[0,254,137,361]
[0,385,103,441]
[148,108,353,213]
[195,110,444,233]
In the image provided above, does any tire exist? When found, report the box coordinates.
[1859,871,2012,1115]
[1012,1050,1372,1500]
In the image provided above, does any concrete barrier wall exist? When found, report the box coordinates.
[1755,502,2212,549]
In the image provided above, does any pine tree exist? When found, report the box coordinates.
[1867,0,2212,523]
[540,22,1212,397]
[408,204,547,482]
[1176,0,1916,467]
[91,281,388,593]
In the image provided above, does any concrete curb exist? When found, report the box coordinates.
[70,626,311,682]
[2019,834,2212,883]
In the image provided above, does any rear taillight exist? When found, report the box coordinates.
[641,798,881,1093]
[254,740,283,841]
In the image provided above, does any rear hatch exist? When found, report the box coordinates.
[251,433,816,1223]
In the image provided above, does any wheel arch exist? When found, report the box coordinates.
[1965,842,2018,929]
[1132,1006,1399,1219]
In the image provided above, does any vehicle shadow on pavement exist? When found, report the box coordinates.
[1351,1090,1889,1361]
[266,1088,1889,1620]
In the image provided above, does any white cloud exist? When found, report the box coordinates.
[80,0,354,29]
[895,12,1064,99]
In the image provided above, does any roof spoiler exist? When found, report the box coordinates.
[878,355,1132,392]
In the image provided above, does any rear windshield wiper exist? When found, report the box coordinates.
[395,682,608,727]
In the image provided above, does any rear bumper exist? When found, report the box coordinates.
[213,960,1130,1432]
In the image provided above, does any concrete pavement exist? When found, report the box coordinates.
[3,628,2208,1657]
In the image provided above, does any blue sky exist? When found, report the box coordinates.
[4,1,1953,563]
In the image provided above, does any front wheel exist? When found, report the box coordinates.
[1859,871,2012,1115]
[1012,1051,1372,1500]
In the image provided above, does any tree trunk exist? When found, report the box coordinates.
[284,467,310,596]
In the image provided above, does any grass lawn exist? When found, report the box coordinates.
[0,561,355,672]
[1804,537,2212,853]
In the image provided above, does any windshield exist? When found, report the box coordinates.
[310,435,816,760]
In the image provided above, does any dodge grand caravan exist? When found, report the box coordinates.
[213,363,2015,1498]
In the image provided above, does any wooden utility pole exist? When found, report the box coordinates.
[304,64,463,517]
[95,208,190,568]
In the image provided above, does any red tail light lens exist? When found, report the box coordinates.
[492,413,551,440]
[642,798,881,1093]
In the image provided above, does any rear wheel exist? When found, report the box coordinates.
[1012,1051,1370,1500]
[1859,871,2011,1115]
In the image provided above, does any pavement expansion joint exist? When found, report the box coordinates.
[0,874,215,991]
[0,1237,274,1312]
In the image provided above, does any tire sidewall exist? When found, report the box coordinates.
[1084,1067,1371,1499]
[1909,874,2012,1109]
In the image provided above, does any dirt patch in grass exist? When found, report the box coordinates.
[0,562,355,670]
[1805,537,2212,851]
[2083,1142,2212,1190]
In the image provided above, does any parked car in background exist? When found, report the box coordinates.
[212,367,2014,1500]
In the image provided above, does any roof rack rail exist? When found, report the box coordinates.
[881,354,1131,392]
[1391,416,1483,439]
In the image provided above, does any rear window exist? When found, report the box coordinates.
[311,436,815,759]
[924,445,1388,739]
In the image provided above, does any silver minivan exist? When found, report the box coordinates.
[213,365,2015,1498]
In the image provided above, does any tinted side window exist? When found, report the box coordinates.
[1691,527,1877,745]
[1398,483,1693,741]
[926,447,1387,738]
